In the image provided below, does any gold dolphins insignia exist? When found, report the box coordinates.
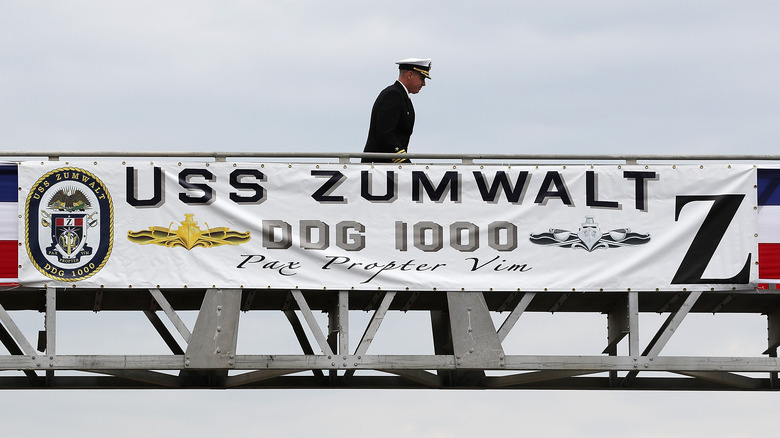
[127,214,251,250]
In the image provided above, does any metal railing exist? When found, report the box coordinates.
[3,151,780,164]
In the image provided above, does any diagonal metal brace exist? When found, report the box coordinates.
[622,291,701,386]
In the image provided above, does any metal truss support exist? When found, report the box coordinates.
[605,292,638,386]
[346,291,395,380]
[181,288,241,386]
[0,304,36,357]
[143,310,185,355]
[291,290,334,357]
[448,291,504,369]
[496,292,535,342]
[621,291,701,387]
[431,292,504,386]
[45,286,56,357]
[2,288,780,390]
[149,289,191,344]
[0,301,39,385]
[766,307,780,388]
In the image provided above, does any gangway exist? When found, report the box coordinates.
[1,152,779,390]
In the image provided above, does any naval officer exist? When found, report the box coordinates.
[362,58,431,163]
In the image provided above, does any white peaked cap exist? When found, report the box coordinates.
[396,58,432,79]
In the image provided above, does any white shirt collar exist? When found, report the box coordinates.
[397,80,410,95]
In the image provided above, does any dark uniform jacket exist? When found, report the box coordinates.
[362,81,414,163]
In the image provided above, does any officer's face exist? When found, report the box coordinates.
[407,71,426,94]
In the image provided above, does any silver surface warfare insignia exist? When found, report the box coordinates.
[529,216,650,252]
[25,167,113,281]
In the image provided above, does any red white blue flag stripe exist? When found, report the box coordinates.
[758,168,780,282]
[0,163,17,287]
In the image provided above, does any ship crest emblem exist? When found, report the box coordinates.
[25,167,113,281]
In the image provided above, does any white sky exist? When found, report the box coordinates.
[2,0,778,156]
[2,1,779,436]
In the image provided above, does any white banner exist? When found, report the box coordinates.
[18,161,758,291]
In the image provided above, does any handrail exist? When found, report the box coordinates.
[3,151,780,164]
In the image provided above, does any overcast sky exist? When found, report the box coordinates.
[2,1,779,437]
[2,0,779,156]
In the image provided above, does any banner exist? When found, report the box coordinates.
[17,161,759,292]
